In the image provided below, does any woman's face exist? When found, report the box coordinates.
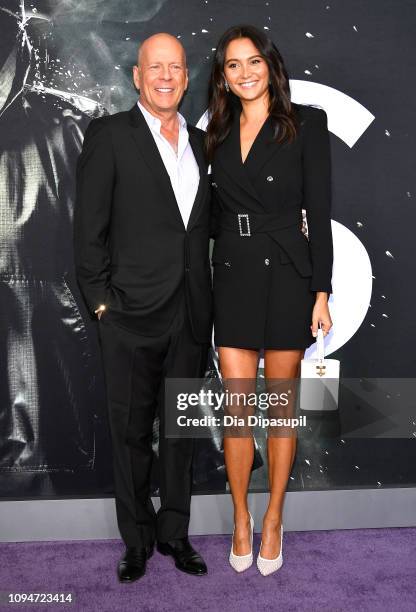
[223,37,270,103]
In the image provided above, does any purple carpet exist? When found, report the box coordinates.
[1,528,415,611]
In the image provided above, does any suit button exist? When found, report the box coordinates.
[212,182,218,188]
[265,258,270,266]
[185,267,190,272]
[266,176,274,182]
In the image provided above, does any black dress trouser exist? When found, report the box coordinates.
[98,296,208,548]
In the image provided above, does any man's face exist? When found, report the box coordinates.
[133,35,188,114]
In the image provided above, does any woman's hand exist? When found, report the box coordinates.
[311,292,332,337]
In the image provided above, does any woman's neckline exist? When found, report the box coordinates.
[239,111,270,165]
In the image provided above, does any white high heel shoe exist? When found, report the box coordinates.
[257,524,283,576]
[229,513,254,572]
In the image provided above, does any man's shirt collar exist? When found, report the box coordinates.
[137,99,187,134]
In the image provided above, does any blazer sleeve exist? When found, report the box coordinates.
[302,108,333,295]
[73,118,114,316]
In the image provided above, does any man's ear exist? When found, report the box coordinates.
[133,64,140,90]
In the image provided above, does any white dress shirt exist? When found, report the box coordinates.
[137,100,200,229]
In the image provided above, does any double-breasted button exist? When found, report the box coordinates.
[265,258,270,266]
[266,176,274,182]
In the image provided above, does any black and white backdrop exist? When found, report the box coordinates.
[0,0,415,499]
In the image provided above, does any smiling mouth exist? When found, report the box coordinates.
[155,87,175,93]
[239,81,258,88]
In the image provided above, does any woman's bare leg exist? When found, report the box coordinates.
[260,349,304,559]
[218,346,258,555]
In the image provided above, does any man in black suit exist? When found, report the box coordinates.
[74,33,212,581]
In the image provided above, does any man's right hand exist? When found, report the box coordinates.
[94,304,107,320]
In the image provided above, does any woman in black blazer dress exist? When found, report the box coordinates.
[206,25,333,574]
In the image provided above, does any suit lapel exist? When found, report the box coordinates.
[187,127,208,230]
[216,111,264,211]
[243,114,286,178]
[216,111,286,211]
[128,104,184,227]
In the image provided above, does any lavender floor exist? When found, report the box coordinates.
[1,528,415,612]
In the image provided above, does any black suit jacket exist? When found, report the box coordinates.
[211,103,333,294]
[74,104,212,342]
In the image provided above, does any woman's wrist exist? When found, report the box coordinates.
[315,291,329,302]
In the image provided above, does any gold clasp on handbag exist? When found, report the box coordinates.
[316,363,326,377]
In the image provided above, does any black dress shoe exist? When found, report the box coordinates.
[117,545,153,583]
[157,537,207,575]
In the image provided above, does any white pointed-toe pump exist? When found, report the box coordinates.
[257,524,283,576]
[229,512,254,573]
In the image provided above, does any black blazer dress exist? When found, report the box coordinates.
[211,103,333,350]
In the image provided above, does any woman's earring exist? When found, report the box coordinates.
[224,80,230,92]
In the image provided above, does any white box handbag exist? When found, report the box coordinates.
[299,324,340,411]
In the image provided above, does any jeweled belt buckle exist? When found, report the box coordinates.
[238,213,251,237]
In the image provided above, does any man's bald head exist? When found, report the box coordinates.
[137,33,186,68]
[133,32,188,116]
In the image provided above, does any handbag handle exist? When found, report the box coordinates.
[317,322,325,362]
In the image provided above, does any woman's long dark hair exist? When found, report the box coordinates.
[206,24,298,161]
